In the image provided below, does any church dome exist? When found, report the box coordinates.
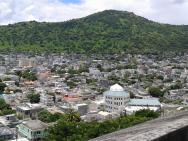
[110,84,124,92]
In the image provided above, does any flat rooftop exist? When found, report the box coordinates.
[22,120,48,130]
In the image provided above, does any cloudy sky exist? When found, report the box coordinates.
[0,0,188,25]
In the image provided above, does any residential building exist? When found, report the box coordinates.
[40,93,55,106]
[17,120,48,141]
[0,124,14,140]
[16,103,44,119]
[73,103,88,116]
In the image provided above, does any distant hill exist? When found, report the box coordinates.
[0,10,188,54]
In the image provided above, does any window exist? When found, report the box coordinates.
[36,131,41,134]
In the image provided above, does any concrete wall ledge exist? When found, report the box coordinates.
[90,111,188,141]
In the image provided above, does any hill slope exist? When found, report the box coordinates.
[0,10,188,54]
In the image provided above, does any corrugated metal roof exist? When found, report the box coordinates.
[0,126,14,136]
[129,99,161,106]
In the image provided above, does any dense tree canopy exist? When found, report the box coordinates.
[148,87,164,98]
[135,109,160,118]
[21,70,37,81]
[0,99,15,116]
[44,109,160,141]
[27,93,40,103]
[0,10,188,54]
[38,110,62,123]
[170,82,183,90]
[0,82,6,93]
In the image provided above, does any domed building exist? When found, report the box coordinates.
[104,84,130,113]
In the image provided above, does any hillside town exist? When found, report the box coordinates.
[0,53,187,141]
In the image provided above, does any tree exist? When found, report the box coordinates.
[129,92,135,99]
[3,77,11,81]
[27,93,40,103]
[15,70,22,82]
[108,74,119,83]
[170,82,182,90]
[0,82,6,93]
[38,110,62,123]
[148,87,164,98]
[157,75,164,80]
[64,109,81,123]
[0,10,188,54]
[67,81,77,89]
[15,81,20,87]
[44,110,159,141]
[135,109,160,118]
[0,99,15,116]
[78,66,89,73]
[97,64,103,71]
[22,70,37,81]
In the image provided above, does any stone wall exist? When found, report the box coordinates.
[153,125,188,141]
[90,111,188,141]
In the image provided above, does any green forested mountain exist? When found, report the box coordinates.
[0,10,188,54]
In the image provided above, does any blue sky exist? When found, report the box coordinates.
[60,0,81,4]
[0,0,188,25]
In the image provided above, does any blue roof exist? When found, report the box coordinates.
[104,90,129,97]
[129,99,161,106]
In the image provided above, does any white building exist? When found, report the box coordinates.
[125,99,161,115]
[40,94,55,106]
[104,84,162,114]
[89,67,101,78]
[104,84,130,113]
[0,66,6,74]
[19,58,37,68]
[16,103,44,119]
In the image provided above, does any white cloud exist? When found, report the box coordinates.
[0,0,188,25]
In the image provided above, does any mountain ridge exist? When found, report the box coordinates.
[0,10,188,54]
